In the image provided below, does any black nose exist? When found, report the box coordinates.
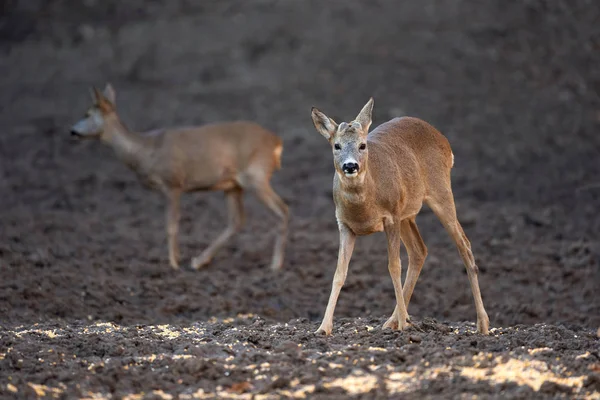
[342,162,359,174]
[70,130,80,136]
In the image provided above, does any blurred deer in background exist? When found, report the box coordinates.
[311,98,489,335]
[70,84,288,271]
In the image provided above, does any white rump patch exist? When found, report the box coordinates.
[274,144,283,159]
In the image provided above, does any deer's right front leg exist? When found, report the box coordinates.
[166,190,181,270]
[315,223,356,336]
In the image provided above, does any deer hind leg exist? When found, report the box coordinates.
[401,218,428,310]
[426,188,490,334]
[166,189,181,269]
[252,180,289,271]
[191,187,244,270]
[243,166,289,272]
[385,218,427,327]
[386,217,427,328]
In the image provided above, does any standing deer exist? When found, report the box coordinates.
[70,83,288,271]
[310,98,489,335]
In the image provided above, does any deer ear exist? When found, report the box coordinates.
[91,86,102,103]
[91,86,114,113]
[311,107,338,140]
[103,83,116,105]
[355,97,374,133]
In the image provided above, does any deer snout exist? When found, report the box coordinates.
[342,162,359,175]
[70,129,81,137]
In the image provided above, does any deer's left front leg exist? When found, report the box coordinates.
[383,220,410,330]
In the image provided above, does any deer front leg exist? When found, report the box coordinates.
[315,223,356,335]
[166,189,181,270]
[382,220,410,331]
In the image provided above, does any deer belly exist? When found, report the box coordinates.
[184,166,237,192]
[184,179,236,192]
[208,180,237,191]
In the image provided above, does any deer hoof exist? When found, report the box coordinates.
[269,253,284,272]
[270,261,283,272]
[191,255,211,270]
[477,315,490,335]
[314,324,332,336]
[398,319,411,331]
[169,260,180,270]
[383,316,410,331]
[382,317,398,330]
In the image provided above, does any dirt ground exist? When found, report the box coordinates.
[1,0,599,398]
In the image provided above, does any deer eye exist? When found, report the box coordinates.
[359,143,366,150]
[334,143,341,150]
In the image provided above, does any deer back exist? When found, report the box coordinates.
[358,117,453,219]
[151,121,282,192]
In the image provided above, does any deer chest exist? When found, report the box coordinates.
[337,206,385,236]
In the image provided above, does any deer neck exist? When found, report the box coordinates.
[335,168,375,206]
[101,116,152,171]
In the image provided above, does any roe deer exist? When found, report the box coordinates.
[70,83,288,271]
[310,98,489,335]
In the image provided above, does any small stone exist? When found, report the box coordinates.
[409,335,422,343]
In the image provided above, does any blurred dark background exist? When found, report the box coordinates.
[0,0,598,329]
